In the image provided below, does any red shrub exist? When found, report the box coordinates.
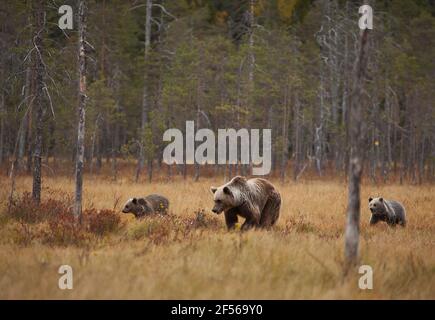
[84,208,122,236]
[6,192,73,223]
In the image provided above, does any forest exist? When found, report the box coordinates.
[0,0,434,300]
[1,0,434,184]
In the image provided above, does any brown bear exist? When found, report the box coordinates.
[122,194,169,218]
[210,176,281,230]
[368,197,406,226]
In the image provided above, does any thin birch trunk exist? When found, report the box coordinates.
[344,28,370,272]
[74,0,87,221]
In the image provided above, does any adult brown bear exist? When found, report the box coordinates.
[210,176,281,230]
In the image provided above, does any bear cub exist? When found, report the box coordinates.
[368,197,406,226]
[122,194,169,218]
[210,176,281,230]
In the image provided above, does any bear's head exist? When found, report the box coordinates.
[368,197,386,216]
[210,176,246,214]
[122,198,153,217]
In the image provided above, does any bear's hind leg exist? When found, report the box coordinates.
[241,219,256,231]
[259,192,281,228]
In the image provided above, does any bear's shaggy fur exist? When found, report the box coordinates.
[122,194,169,218]
[210,176,281,230]
[368,197,406,226]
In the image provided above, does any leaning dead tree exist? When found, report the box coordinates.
[344,27,370,271]
[74,0,88,221]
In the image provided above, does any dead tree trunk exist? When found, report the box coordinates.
[0,92,4,166]
[74,0,87,221]
[344,28,370,271]
[246,0,255,176]
[136,0,152,182]
[18,63,33,170]
[293,92,301,181]
[112,67,121,181]
[31,0,45,203]
[280,80,289,183]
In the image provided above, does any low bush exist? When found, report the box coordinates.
[127,217,171,244]
[85,208,123,236]
[186,209,221,230]
[6,192,73,224]
[4,192,123,246]
[41,211,90,246]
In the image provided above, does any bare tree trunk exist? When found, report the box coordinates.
[96,127,102,173]
[26,122,33,173]
[399,133,404,185]
[315,70,325,176]
[31,0,45,203]
[18,64,33,170]
[384,80,392,183]
[89,114,101,175]
[344,28,370,272]
[293,92,301,181]
[194,46,205,182]
[136,0,152,182]
[0,92,4,165]
[74,0,87,221]
[247,0,255,176]
[112,67,121,181]
[194,111,201,182]
[112,118,120,181]
[280,80,289,183]
[418,135,425,185]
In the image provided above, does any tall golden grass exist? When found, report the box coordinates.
[0,173,434,299]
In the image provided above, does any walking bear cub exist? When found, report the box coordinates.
[368,197,406,226]
[122,194,169,218]
[210,176,281,230]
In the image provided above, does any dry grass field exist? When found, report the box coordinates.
[0,173,434,299]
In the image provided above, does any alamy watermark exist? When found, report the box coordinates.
[58,265,73,290]
[359,5,373,30]
[163,121,271,176]
[58,5,73,30]
[58,4,373,31]
[358,265,373,290]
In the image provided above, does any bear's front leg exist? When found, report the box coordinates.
[224,209,239,230]
[369,215,380,225]
[240,205,260,231]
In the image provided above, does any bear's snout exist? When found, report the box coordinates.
[212,206,223,214]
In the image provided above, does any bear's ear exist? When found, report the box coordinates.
[232,176,246,184]
[379,198,383,202]
[132,198,138,205]
[369,197,373,202]
[223,186,233,196]
[137,198,147,206]
[210,187,217,194]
